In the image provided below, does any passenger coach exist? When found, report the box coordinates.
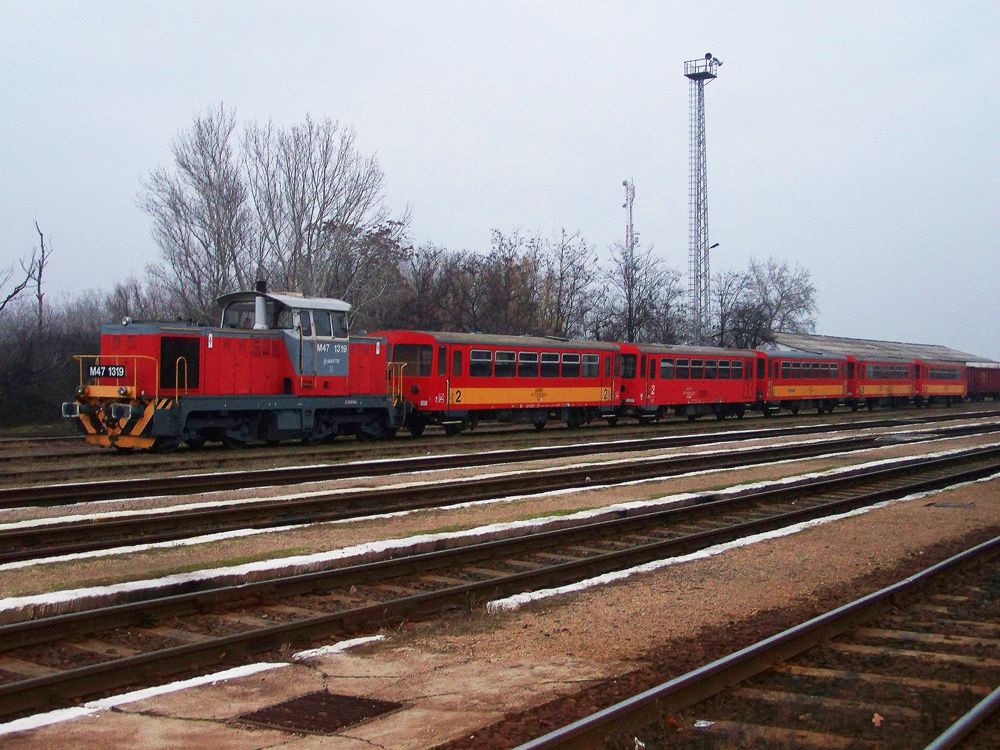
[378,331,621,435]
[619,343,759,421]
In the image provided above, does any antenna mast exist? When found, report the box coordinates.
[623,179,636,255]
[684,52,721,343]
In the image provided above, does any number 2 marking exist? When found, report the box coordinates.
[454,390,462,403]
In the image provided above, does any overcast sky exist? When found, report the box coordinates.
[2,1,998,359]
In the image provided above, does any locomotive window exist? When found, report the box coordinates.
[438,346,447,376]
[470,349,493,378]
[780,361,790,379]
[495,351,516,378]
[732,360,743,380]
[676,358,689,379]
[313,311,332,337]
[453,350,462,377]
[275,308,295,329]
[541,352,560,378]
[582,354,600,378]
[332,312,348,338]
[648,358,657,379]
[394,344,433,377]
[661,358,674,379]
[562,353,581,378]
[718,360,730,380]
[297,312,312,337]
[704,360,717,380]
[518,351,539,378]
[690,359,704,380]
[622,354,637,379]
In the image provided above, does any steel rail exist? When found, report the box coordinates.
[3,410,997,508]
[0,452,998,721]
[512,535,1000,750]
[2,446,999,650]
[0,434,886,564]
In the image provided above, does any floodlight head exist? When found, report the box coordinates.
[705,52,712,59]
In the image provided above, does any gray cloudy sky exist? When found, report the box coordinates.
[2,1,998,359]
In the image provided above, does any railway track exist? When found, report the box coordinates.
[0,433,889,564]
[3,410,999,509]
[516,535,1000,750]
[0,445,998,724]
[2,407,998,491]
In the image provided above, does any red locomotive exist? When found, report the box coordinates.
[62,285,403,450]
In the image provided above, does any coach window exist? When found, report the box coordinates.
[676,358,690,379]
[690,359,704,380]
[518,352,539,378]
[438,346,447,376]
[394,344,433,376]
[452,350,463,377]
[470,350,493,377]
[649,358,657,379]
[718,360,730,380]
[541,352,560,378]
[811,362,821,379]
[732,360,743,380]
[561,353,581,378]
[661,358,674,379]
[780,361,791,379]
[622,354,637,379]
[615,354,621,377]
[583,354,600,378]
[495,351,516,378]
[604,356,611,378]
[705,360,717,380]
[640,355,647,378]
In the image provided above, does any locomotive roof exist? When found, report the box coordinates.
[418,331,620,351]
[216,290,351,313]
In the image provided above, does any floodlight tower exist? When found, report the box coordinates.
[685,52,721,342]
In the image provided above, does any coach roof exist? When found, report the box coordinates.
[413,331,620,351]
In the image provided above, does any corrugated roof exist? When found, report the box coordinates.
[771,333,996,365]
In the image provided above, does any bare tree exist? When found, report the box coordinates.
[710,257,817,348]
[0,257,34,316]
[244,115,409,313]
[602,241,682,343]
[538,229,598,338]
[139,105,255,319]
[28,222,50,336]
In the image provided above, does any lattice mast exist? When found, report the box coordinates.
[685,53,721,342]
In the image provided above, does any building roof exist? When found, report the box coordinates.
[770,333,996,365]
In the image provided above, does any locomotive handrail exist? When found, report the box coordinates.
[175,356,189,395]
[389,362,407,405]
[73,354,160,400]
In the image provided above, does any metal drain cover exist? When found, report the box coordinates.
[237,690,404,734]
